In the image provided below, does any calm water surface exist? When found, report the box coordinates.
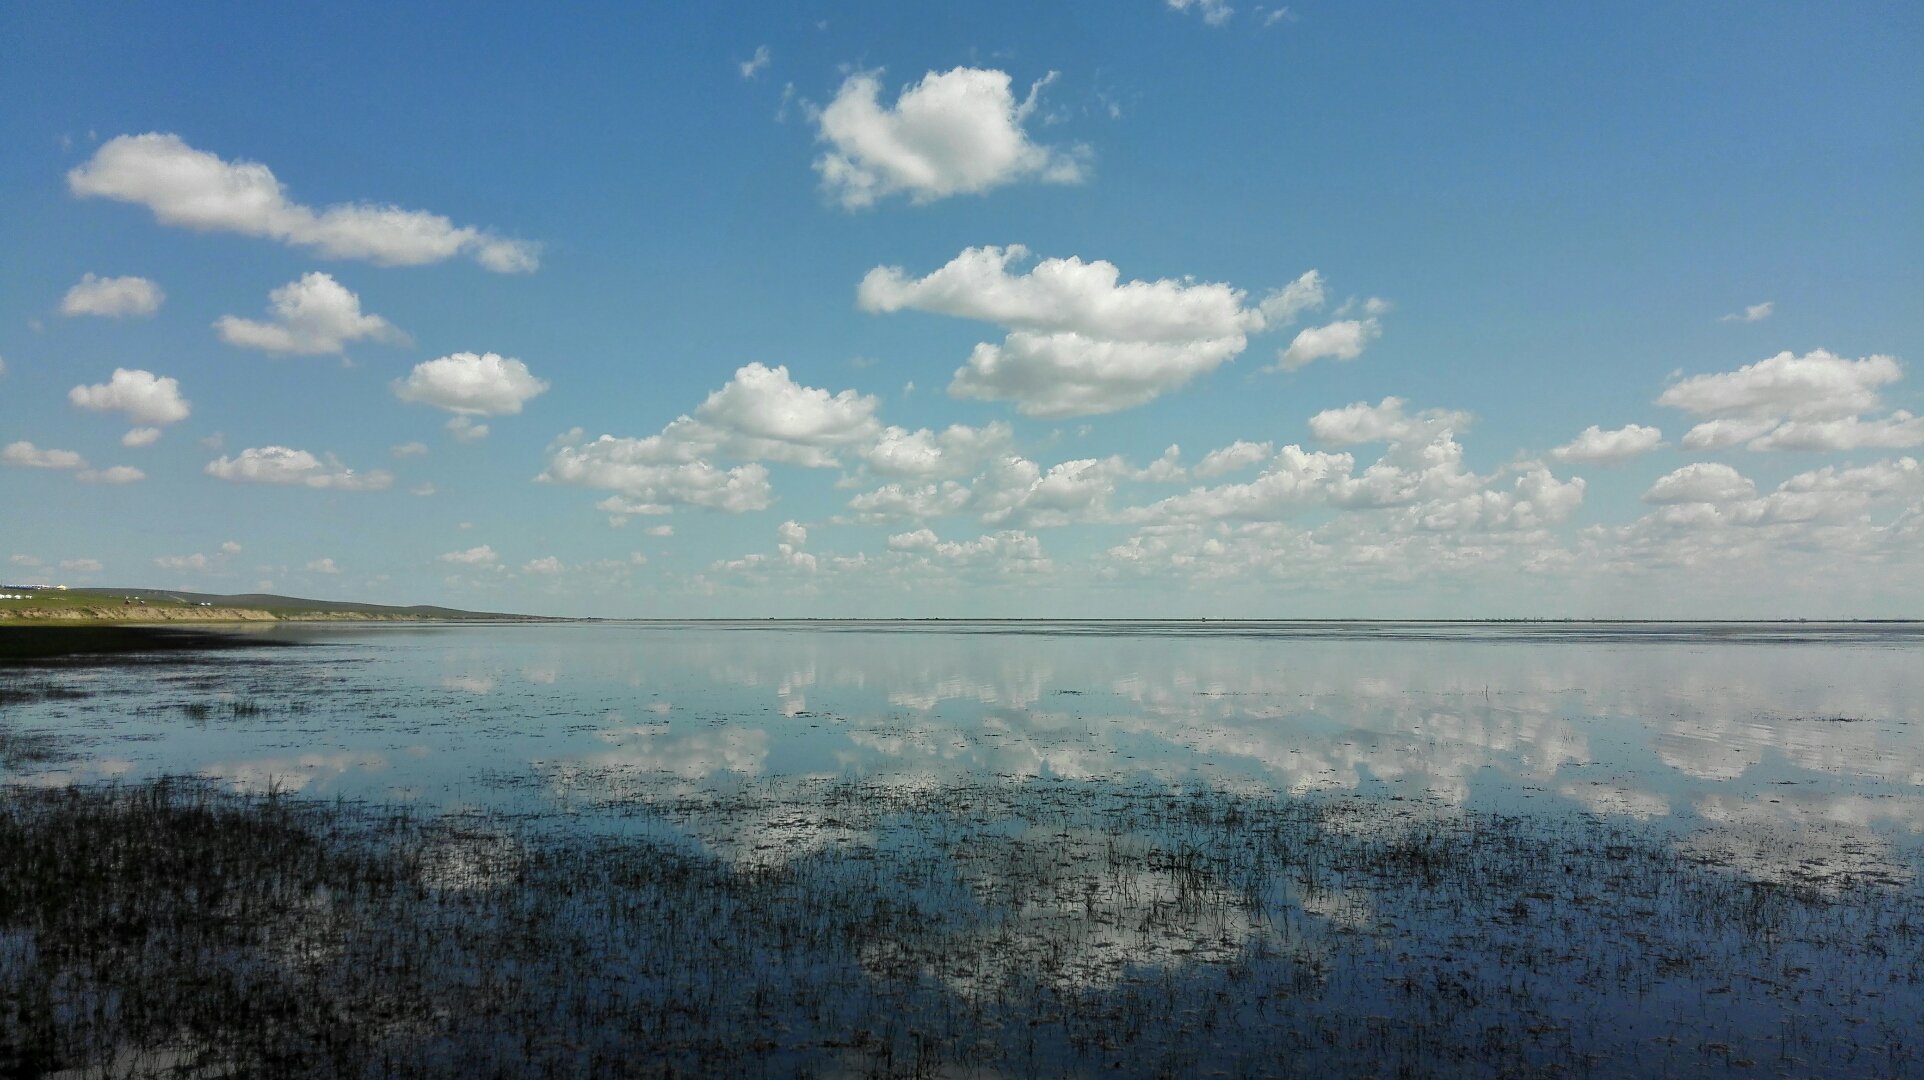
[11,621,1922,870]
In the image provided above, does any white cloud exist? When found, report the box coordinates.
[8,555,41,567]
[2,442,86,470]
[155,553,211,572]
[645,525,674,537]
[216,272,405,356]
[1194,440,1273,478]
[862,245,1306,417]
[1662,351,1922,452]
[68,368,191,425]
[220,541,243,554]
[59,273,164,318]
[306,558,341,574]
[776,520,808,548]
[1643,463,1757,505]
[693,362,880,456]
[440,545,499,566]
[59,558,103,573]
[204,446,393,491]
[813,68,1085,208]
[1308,397,1472,446]
[545,440,773,513]
[522,556,564,575]
[1550,423,1664,464]
[410,483,437,497]
[1661,350,1898,422]
[1720,301,1774,323]
[1258,270,1326,325]
[859,421,1014,479]
[446,415,491,442]
[393,351,549,415]
[739,45,770,79]
[1275,317,1381,370]
[122,427,163,448]
[1745,413,1924,452]
[68,133,538,271]
[77,465,144,485]
[391,441,430,458]
[1168,0,1235,25]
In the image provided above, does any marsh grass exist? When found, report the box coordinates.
[2,776,1918,1077]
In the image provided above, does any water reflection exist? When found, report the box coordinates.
[4,622,1920,878]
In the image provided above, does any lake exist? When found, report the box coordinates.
[3,621,1921,1076]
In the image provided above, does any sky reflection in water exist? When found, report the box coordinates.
[7,621,1920,885]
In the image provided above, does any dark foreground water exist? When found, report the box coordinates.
[2,621,1920,1077]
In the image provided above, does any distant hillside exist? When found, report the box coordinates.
[0,586,558,622]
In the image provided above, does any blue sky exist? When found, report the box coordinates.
[3,1,1920,617]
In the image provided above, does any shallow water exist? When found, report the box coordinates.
[3,621,1921,1075]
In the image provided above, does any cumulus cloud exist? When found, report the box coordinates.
[1168,0,1235,25]
[859,421,1014,479]
[544,363,887,513]
[216,272,405,356]
[693,362,880,457]
[547,446,773,513]
[1275,317,1381,370]
[122,428,162,448]
[305,558,341,574]
[813,68,1086,208]
[68,368,190,427]
[446,416,490,442]
[1550,423,1664,464]
[1308,397,1472,446]
[68,133,538,271]
[776,520,808,547]
[393,351,549,415]
[392,441,430,458]
[1643,463,1757,505]
[522,556,564,575]
[59,558,103,573]
[77,465,145,484]
[439,545,499,566]
[1194,440,1273,478]
[862,245,1319,416]
[739,45,770,79]
[2,442,86,470]
[204,446,393,491]
[59,273,164,318]
[1661,350,1919,451]
[1720,301,1774,323]
[155,553,212,572]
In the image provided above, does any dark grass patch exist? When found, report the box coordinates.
[0,626,301,665]
[1,778,1919,1078]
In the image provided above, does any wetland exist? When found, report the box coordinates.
[2,621,1920,1077]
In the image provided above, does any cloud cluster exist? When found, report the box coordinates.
[813,68,1085,208]
[544,363,888,513]
[68,133,538,271]
[1660,350,1922,452]
[204,446,393,490]
[216,272,405,356]
[393,352,549,416]
[60,273,164,318]
[861,246,1332,416]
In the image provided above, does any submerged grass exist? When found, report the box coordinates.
[1,776,1918,1078]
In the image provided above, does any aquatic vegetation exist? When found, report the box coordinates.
[1,776,1917,1077]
